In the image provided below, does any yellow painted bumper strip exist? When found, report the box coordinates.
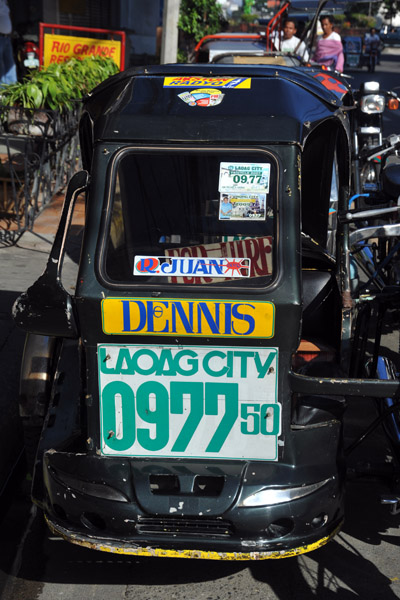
[46,517,341,561]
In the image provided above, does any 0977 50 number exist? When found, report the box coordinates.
[101,381,280,454]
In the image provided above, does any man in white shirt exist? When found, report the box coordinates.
[0,0,16,85]
[272,19,309,61]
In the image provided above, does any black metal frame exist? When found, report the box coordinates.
[0,106,81,246]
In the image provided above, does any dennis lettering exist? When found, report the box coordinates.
[101,298,275,338]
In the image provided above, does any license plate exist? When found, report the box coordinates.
[347,56,359,66]
[98,344,280,461]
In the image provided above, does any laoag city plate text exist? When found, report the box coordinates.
[99,344,280,461]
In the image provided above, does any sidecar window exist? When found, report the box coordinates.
[103,149,276,288]
[301,122,340,253]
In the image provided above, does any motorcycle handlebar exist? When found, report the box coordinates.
[361,134,400,161]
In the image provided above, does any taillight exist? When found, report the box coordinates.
[292,339,336,370]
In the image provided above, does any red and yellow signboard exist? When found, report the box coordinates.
[43,33,122,68]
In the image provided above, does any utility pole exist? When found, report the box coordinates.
[160,0,181,64]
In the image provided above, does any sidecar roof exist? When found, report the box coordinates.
[81,64,352,153]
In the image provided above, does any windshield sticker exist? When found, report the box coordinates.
[178,89,224,107]
[219,193,266,221]
[134,256,250,278]
[219,162,271,194]
[165,236,272,285]
[164,76,251,89]
[101,298,275,338]
[98,344,280,461]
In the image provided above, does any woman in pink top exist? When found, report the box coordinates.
[313,15,344,72]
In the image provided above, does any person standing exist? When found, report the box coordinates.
[313,15,344,72]
[0,0,16,85]
[364,27,381,65]
[219,194,233,219]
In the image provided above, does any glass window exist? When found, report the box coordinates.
[102,149,277,288]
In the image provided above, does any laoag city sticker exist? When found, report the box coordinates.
[219,162,271,194]
[134,256,250,278]
[178,88,224,107]
[219,193,266,221]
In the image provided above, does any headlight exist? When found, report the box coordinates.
[240,478,332,507]
[361,94,385,114]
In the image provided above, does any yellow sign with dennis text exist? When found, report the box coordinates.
[43,33,121,68]
[101,298,275,338]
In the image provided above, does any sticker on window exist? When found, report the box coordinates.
[164,76,252,89]
[219,162,271,194]
[134,256,250,278]
[165,236,272,284]
[219,193,266,221]
[178,89,224,107]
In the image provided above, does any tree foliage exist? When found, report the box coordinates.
[178,0,225,42]
[243,0,255,15]
[346,1,380,17]
[382,0,399,23]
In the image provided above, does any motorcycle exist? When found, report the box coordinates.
[352,81,399,196]
[348,137,400,488]
[349,133,400,286]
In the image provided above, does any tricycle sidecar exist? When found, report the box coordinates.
[13,63,400,560]
[343,36,363,69]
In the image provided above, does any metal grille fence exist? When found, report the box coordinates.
[0,105,81,246]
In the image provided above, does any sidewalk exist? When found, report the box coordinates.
[1,192,84,293]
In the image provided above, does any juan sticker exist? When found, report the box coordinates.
[134,256,250,278]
